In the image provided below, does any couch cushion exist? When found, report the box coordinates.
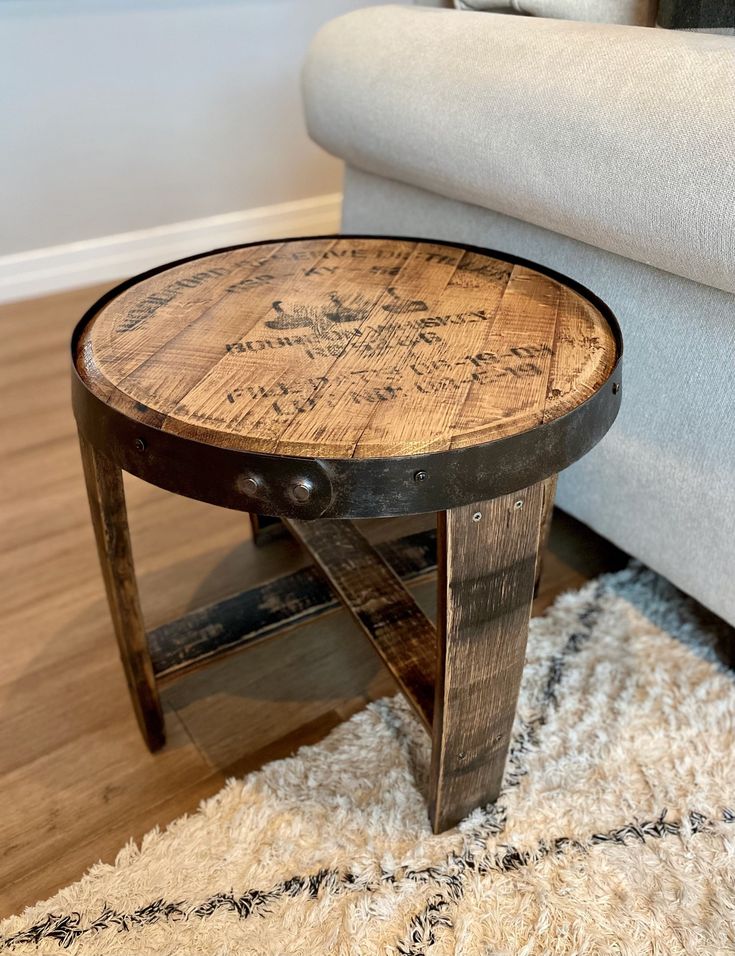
[303,6,735,295]
[455,0,657,25]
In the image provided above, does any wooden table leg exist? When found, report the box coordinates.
[429,483,544,832]
[535,474,558,595]
[78,433,165,751]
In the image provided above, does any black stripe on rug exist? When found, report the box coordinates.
[3,809,733,951]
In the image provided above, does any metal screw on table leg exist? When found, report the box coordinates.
[514,499,524,510]
[414,470,428,483]
[134,437,146,452]
[472,512,482,522]
[242,476,260,496]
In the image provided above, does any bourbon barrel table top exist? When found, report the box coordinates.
[72,236,622,518]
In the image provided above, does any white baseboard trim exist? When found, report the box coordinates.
[0,193,342,304]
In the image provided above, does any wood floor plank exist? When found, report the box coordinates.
[0,770,227,918]
[163,608,400,769]
[0,710,210,900]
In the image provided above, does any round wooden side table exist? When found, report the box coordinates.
[72,235,622,833]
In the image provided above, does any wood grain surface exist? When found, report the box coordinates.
[78,435,165,750]
[430,485,544,832]
[75,238,618,460]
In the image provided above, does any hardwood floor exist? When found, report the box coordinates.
[0,283,628,918]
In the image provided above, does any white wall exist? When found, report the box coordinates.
[0,0,400,297]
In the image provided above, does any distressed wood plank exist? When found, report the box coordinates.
[78,433,165,751]
[535,473,558,594]
[283,518,437,729]
[542,284,618,421]
[274,241,465,457]
[430,484,544,832]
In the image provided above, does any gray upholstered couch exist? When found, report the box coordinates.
[302,1,735,626]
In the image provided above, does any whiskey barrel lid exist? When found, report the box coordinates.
[72,236,622,518]
[72,236,621,517]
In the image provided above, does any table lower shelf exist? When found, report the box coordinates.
[148,526,438,729]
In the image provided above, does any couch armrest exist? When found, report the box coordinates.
[303,6,735,294]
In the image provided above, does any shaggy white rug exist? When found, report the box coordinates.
[2,565,735,955]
